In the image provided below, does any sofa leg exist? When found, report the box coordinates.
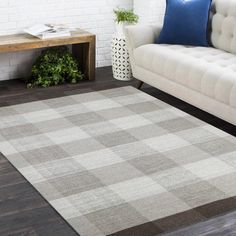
[137,81,144,90]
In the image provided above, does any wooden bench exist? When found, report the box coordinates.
[0,29,96,80]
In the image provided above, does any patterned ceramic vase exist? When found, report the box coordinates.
[111,35,132,81]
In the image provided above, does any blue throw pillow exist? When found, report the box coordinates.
[157,0,212,46]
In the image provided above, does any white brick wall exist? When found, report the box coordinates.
[134,0,166,25]
[0,0,133,81]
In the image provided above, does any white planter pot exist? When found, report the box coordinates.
[115,22,130,37]
[111,35,132,81]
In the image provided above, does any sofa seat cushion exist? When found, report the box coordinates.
[134,44,236,108]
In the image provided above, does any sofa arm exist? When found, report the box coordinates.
[125,24,162,50]
[125,24,162,75]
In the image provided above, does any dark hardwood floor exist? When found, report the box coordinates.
[164,210,236,236]
[0,66,236,236]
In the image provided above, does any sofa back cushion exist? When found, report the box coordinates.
[211,0,236,54]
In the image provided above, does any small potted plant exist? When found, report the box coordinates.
[114,8,139,36]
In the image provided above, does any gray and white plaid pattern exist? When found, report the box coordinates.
[0,86,236,236]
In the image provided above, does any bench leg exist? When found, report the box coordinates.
[87,36,96,80]
[137,81,144,90]
[72,36,96,81]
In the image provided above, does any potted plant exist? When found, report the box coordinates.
[114,8,139,37]
[27,46,84,88]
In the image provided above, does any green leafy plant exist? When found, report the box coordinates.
[27,46,84,88]
[114,8,139,24]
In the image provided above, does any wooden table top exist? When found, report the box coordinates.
[0,29,95,53]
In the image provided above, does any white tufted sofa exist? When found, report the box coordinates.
[125,0,236,125]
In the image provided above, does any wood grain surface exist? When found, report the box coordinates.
[0,29,94,53]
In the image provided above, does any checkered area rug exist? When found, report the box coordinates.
[1,86,236,236]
